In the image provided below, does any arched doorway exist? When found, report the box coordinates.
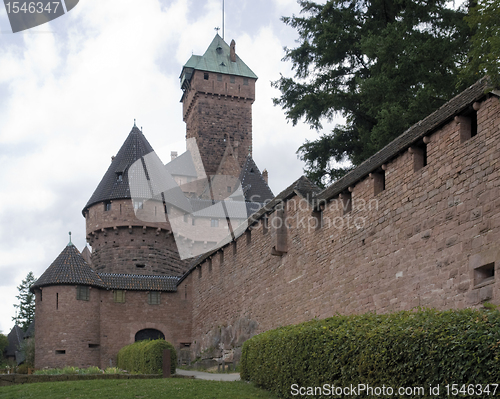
[135,329,165,342]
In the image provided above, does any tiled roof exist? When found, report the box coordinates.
[316,77,496,203]
[98,273,179,292]
[180,34,258,84]
[239,156,274,204]
[32,244,180,292]
[31,244,106,290]
[83,126,155,212]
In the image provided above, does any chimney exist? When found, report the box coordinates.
[111,155,115,163]
[171,151,178,161]
[262,169,268,184]
[230,40,236,62]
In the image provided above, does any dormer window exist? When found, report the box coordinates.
[116,172,123,182]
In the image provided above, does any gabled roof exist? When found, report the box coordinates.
[239,155,274,204]
[31,243,105,291]
[83,126,155,212]
[180,34,257,89]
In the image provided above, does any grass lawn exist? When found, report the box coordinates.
[0,378,279,399]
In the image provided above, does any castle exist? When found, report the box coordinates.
[31,34,500,370]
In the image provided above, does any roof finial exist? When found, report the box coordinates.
[134,119,136,127]
[68,231,72,246]
[214,26,220,34]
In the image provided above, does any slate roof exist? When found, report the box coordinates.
[83,126,155,212]
[98,274,179,292]
[180,34,258,91]
[239,155,274,204]
[165,150,198,177]
[24,321,35,339]
[5,325,24,358]
[31,243,106,290]
[315,77,497,203]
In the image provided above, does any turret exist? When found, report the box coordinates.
[180,34,257,177]
[82,125,189,276]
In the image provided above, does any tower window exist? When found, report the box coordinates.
[227,186,231,193]
[230,76,235,83]
[114,290,125,303]
[104,201,111,211]
[148,291,161,305]
[217,74,222,81]
[55,350,66,355]
[243,78,249,86]
[204,73,209,80]
[134,201,143,210]
[76,286,90,301]
[211,219,219,228]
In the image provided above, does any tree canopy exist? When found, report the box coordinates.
[273,0,476,186]
[12,271,36,332]
[460,0,500,88]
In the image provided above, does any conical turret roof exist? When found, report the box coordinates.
[83,126,154,212]
[31,243,105,290]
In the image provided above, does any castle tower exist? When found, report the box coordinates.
[82,125,189,276]
[180,34,257,177]
[31,242,104,369]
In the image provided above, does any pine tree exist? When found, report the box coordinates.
[12,272,36,332]
[273,0,474,186]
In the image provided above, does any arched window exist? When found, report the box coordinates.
[135,329,165,342]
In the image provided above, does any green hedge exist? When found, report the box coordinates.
[117,339,177,375]
[241,308,500,398]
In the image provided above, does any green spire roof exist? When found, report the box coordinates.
[181,34,257,84]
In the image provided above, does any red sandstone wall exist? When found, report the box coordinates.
[34,286,100,369]
[183,70,255,176]
[98,285,192,369]
[189,95,500,358]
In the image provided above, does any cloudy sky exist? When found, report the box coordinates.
[0,0,345,334]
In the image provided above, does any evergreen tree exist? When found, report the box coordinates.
[0,333,8,354]
[12,272,36,332]
[460,0,500,88]
[273,0,474,186]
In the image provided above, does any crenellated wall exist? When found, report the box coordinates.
[188,94,500,361]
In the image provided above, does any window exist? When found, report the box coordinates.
[104,201,111,211]
[227,186,231,193]
[243,78,249,86]
[233,241,237,255]
[217,74,222,81]
[134,201,143,210]
[263,216,268,235]
[410,141,428,172]
[136,263,145,269]
[211,219,219,228]
[76,286,90,301]
[192,218,196,226]
[312,209,323,230]
[220,250,224,265]
[55,350,66,355]
[204,72,209,80]
[246,230,251,245]
[372,171,385,196]
[116,172,123,182]
[208,258,212,273]
[474,263,495,287]
[198,266,202,279]
[230,76,235,83]
[340,192,352,215]
[184,214,189,223]
[457,110,478,143]
[114,290,125,303]
[88,344,100,349]
[148,291,161,305]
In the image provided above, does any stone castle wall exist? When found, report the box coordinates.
[183,70,255,176]
[34,285,100,369]
[34,281,193,369]
[188,95,500,360]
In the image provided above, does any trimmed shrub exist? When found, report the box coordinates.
[241,308,500,398]
[117,339,176,375]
